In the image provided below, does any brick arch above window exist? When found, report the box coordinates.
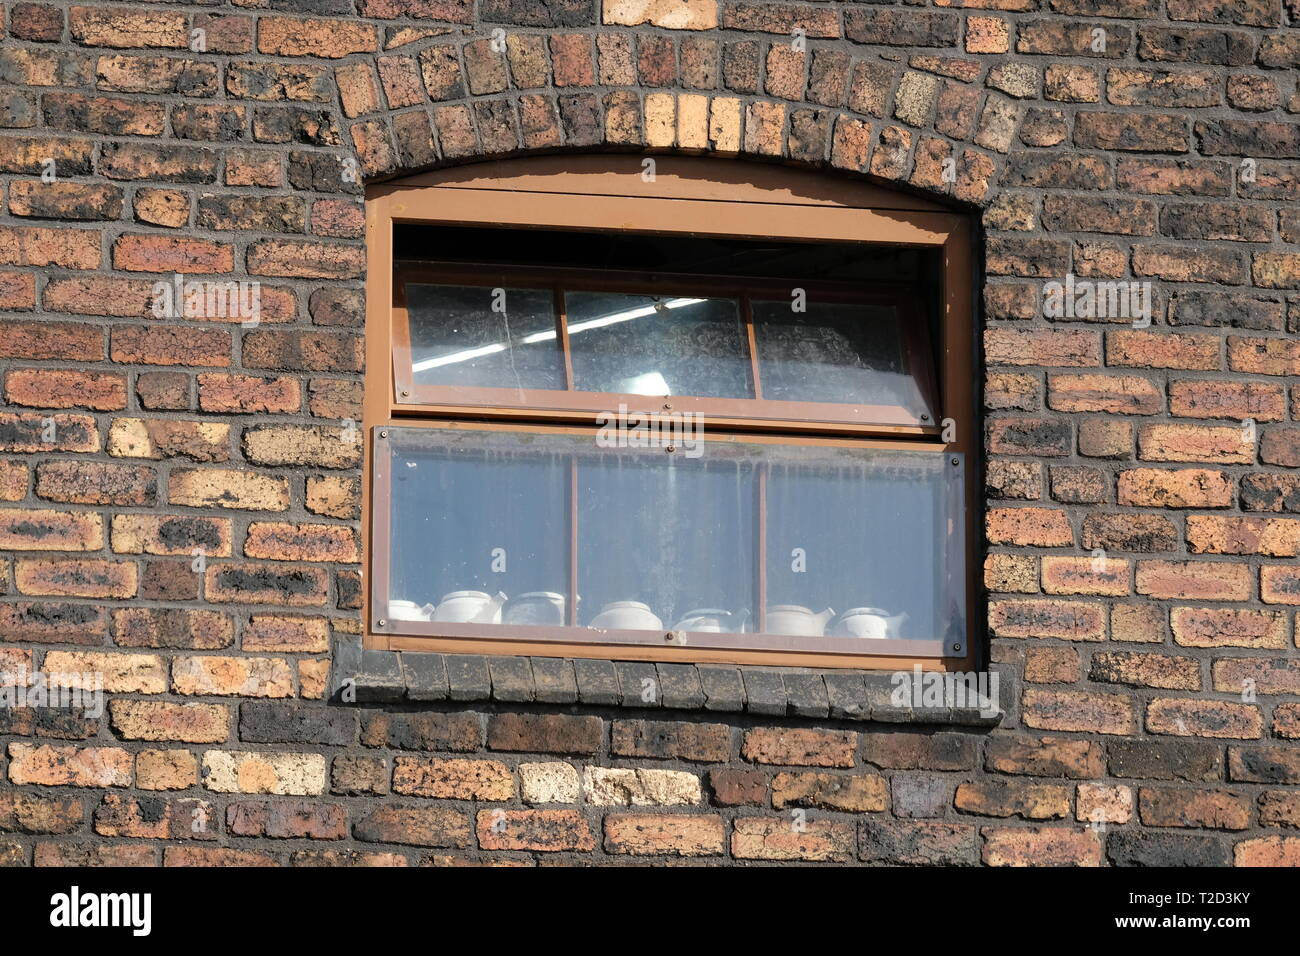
[308,30,1013,206]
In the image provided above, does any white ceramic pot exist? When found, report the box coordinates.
[674,608,741,633]
[766,605,835,636]
[433,590,504,623]
[502,591,566,626]
[590,601,662,630]
[829,607,890,639]
[387,600,433,622]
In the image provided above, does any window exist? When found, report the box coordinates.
[365,157,975,669]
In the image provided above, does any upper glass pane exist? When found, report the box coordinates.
[751,299,933,419]
[565,291,753,398]
[406,284,565,391]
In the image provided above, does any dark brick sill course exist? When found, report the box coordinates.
[329,636,1002,726]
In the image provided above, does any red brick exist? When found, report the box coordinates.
[113,234,233,274]
[257,17,376,59]
[986,507,1074,547]
[0,272,37,311]
[1118,467,1233,507]
[1090,652,1200,690]
[1187,515,1300,556]
[15,558,137,598]
[1139,787,1250,829]
[4,369,126,411]
[1041,556,1130,596]
[243,523,357,563]
[955,780,1071,820]
[226,800,347,840]
[475,809,594,852]
[989,599,1107,640]
[0,412,99,453]
[1171,607,1288,648]
[1047,374,1161,414]
[742,728,857,768]
[985,328,1101,367]
[981,826,1103,866]
[1136,559,1251,600]
[1228,336,1300,377]
[0,508,103,552]
[1262,565,1300,605]
[1022,688,1136,734]
[35,460,156,505]
[603,814,726,856]
[8,743,132,787]
[1106,330,1220,370]
[1235,837,1300,866]
[0,225,100,269]
[68,8,187,49]
[731,817,854,862]
[1138,424,1254,464]
[1147,697,1263,739]
[110,325,230,367]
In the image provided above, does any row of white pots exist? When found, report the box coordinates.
[389,592,905,638]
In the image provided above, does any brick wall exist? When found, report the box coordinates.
[0,0,1297,867]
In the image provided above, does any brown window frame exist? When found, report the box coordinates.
[365,156,976,672]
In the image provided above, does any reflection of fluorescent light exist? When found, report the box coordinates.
[412,298,707,372]
[412,342,506,372]
[568,297,705,335]
[625,371,671,395]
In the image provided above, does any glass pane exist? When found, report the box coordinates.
[763,446,960,644]
[405,283,565,391]
[578,449,757,633]
[377,427,964,651]
[751,299,933,419]
[384,429,569,626]
[566,291,753,398]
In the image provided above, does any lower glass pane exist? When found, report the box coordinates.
[384,430,569,626]
[764,449,954,643]
[376,426,964,652]
[578,452,756,633]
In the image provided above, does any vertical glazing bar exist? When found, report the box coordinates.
[742,296,763,400]
[944,452,966,657]
[756,464,767,634]
[568,454,579,627]
[369,427,392,636]
[555,285,575,391]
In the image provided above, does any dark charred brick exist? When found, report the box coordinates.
[1107,831,1231,866]
[238,701,357,746]
[1108,739,1224,781]
[860,821,978,865]
[487,714,602,755]
[360,712,482,752]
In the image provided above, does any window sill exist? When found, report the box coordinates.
[330,637,1002,726]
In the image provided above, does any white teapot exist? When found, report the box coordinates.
[673,608,747,633]
[590,601,662,630]
[387,600,433,622]
[829,608,908,639]
[433,590,506,623]
[766,605,835,636]
[502,591,566,626]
